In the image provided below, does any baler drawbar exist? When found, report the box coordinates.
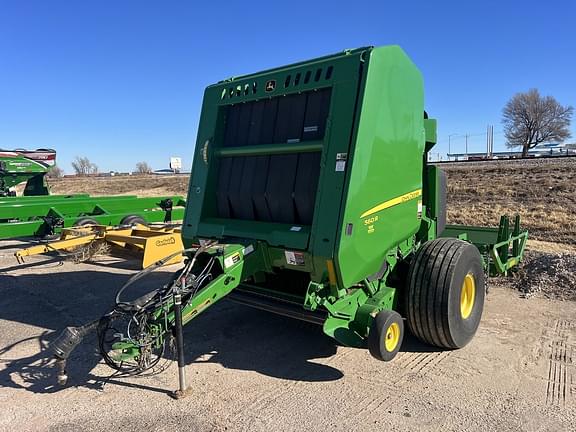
[50,45,528,395]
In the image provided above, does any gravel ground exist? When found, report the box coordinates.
[510,251,576,301]
[1,239,576,432]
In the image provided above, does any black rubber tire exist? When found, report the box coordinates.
[120,215,147,226]
[73,217,98,227]
[367,309,404,361]
[405,238,485,349]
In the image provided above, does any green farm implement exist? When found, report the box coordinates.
[0,148,55,196]
[50,46,528,395]
[0,149,187,239]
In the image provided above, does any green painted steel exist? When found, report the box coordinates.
[0,149,189,239]
[0,151,51,196]
[0,195,186,239]
[336,46,425,287]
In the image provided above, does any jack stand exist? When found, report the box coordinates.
[170,289,192,399]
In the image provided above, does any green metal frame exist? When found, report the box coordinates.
[0,195,187,239]
[0,152,51,196]
[442,215,528,276]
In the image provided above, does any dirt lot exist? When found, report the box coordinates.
[0,240,575,432]
[1,157,575,431]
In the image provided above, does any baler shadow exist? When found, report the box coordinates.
[182,302,344,382]
[0,268,344,394]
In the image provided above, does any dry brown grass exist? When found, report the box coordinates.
[48,174,190,197]
[47,158,575,245]
[441,158,576,244]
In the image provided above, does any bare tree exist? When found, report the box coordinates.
[71,156,98,176]
[502,89,573,157]
[46,165,64,178]
[135,161,153,174]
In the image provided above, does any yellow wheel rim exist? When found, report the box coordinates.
[385,322,400,352]
[460,273,476,319]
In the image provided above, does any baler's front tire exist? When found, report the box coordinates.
[406,238,485,349]
[368,309,404,361]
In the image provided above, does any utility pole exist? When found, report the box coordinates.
[465,134,469,158]
[448,134,457,160]
[486,125,490,158]
[486,125,494,158]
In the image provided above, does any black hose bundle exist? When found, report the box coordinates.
[96,241,219,376]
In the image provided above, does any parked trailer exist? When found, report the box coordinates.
[0,194,186,239]
[0,149,187,239]
[51,46,528,396]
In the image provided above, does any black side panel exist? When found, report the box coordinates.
[233,156,257,220]
[222,88,331,147]
[216,153,321,225]
[235,102,253,147]
[265,154,298,223]
[273,93,307,144]
[259,98,279,145]
[223,105,240,147]
[247,101,264,145]
[251,156,272,221]
[302,88,332,141]
[293,152,321,224]
[227,157,246,219]
[216,158,233,218]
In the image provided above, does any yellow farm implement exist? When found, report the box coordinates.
[15,224,184,269]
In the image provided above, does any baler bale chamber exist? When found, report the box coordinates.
[51,46,527,388]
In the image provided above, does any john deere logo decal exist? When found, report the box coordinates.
[265,80,276,92]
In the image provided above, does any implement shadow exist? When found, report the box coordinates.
[0,267,344,393]
[179,301,343,382]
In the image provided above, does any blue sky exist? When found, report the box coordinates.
[1,1,575,172]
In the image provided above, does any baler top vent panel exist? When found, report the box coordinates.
[220,65,334,101]
[222,88,331,147]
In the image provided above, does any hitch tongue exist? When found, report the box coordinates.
[50,320,99,385]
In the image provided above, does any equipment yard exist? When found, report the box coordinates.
[1,157,575,432]
[0,243,575,431]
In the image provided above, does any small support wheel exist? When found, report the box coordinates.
[73,217,98,227]
[368,309,404,361]
[120,214,147,227]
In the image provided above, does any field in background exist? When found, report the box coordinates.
[441,158,575,245]
[48,158,575,245]
[49,174,190,198]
